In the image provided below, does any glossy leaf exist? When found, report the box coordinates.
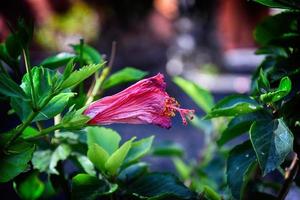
[127,172,195,199]
[60,63,103,89]
[87,143,109,172]
[254,0,299,9]
[0,73,28,99]
[14,171,45,200]
[118,162,148,183]
[260,76,291,103]
[124,136,154,165]
[72,174,114,200]
[250,119,293,175]
[105,138,135,175]
[40,52,76,69]
[0,141,35,182]
[217,112,271,146]
[257,68,270,93]
[173,76,214,113]
[227,141,256,200]
[206,95,262,119]
[103,67,148,90]
[72,44,103,64]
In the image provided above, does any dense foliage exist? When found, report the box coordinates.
[1,0,300,199]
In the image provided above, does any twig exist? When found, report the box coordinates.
[278,153,299,200]
[85,41,116,105]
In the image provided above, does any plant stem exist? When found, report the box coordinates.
[85,41,116,105]
[278,153,299,200]
[25,123,63,140]
[5,92,57,148]
[22,47,37,109]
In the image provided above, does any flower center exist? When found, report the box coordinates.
[163,97,195,125]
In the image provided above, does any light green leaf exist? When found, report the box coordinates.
[105,137,135,175]
[260,76,292,103]
[14,171,45,200]
[49,144,72,174]
[152,141,184,157]
[227,141,256,200]
[250,119,293,175]
[173,158,191,180]
[206,95,262,119]
[60,63,103,89]
[124,136,154,165]
[86,127,121,155]
[87,143,109,172]
[103,67,148,89]
[40,52,76,69]
[76,154,96,176]
[173,76,214,113]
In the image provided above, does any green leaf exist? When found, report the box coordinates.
[40,52,76,69]
[250,119,293,175]
[0,73,28,99]
[254,0,299,9]
[22,126,39,139]
[5,33,22,59]
[152,141,184,157]
[173,158,191,180]
[60,63,103,89]
[0,43,19,68]
[72,44,103,64]
[32,144,71,175]
[0,141,35,182]
[202,186,222,200]
[86,127,121,155]
[206,95,262,119]
[227,141,256,200]
[173,76,214,113]
[257,68,270,93]
[14,171,45,200]
[87,143,109,172]
[217,112,272,146]
[72,174,115,200]
[260,76,291,103]
[254,12,298,46]
[124,136,154,165]
[103,67,148,90]
[118,162,148,183]
[76,155,96,176]
[62,58,75,80]
[105,137,135,175]
[127,172,195,199]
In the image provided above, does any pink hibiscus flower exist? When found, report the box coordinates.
[84,73,194,129]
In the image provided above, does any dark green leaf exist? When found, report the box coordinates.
[0,141,35,182]
[86,127,121,155]
[72,44,103,65]
[250,118,293,175]
[72,174,116,200]
[206,95,262,119]
[0,73,28,99]
[14,171,45,200]
[260,76,291,103]
[151,141,184,157]
[60,63,103,89]
[127,172,195,199]
[118,162,148,183]
[173,76,214,113]
[217,112,271,146]
[103,67,148,90]
[254,0,300,9]
[40,52,76,69]
[5,33,22,59]
[257,68,270,93]
[227,141,256,200]
[202,186,222,200]
[124,136,154,165]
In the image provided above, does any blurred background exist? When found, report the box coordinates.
[0,0,272,195]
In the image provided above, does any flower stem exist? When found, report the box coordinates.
[25,123,63,140]
[22,47,37,110]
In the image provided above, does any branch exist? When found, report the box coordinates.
[278,153,299,200]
